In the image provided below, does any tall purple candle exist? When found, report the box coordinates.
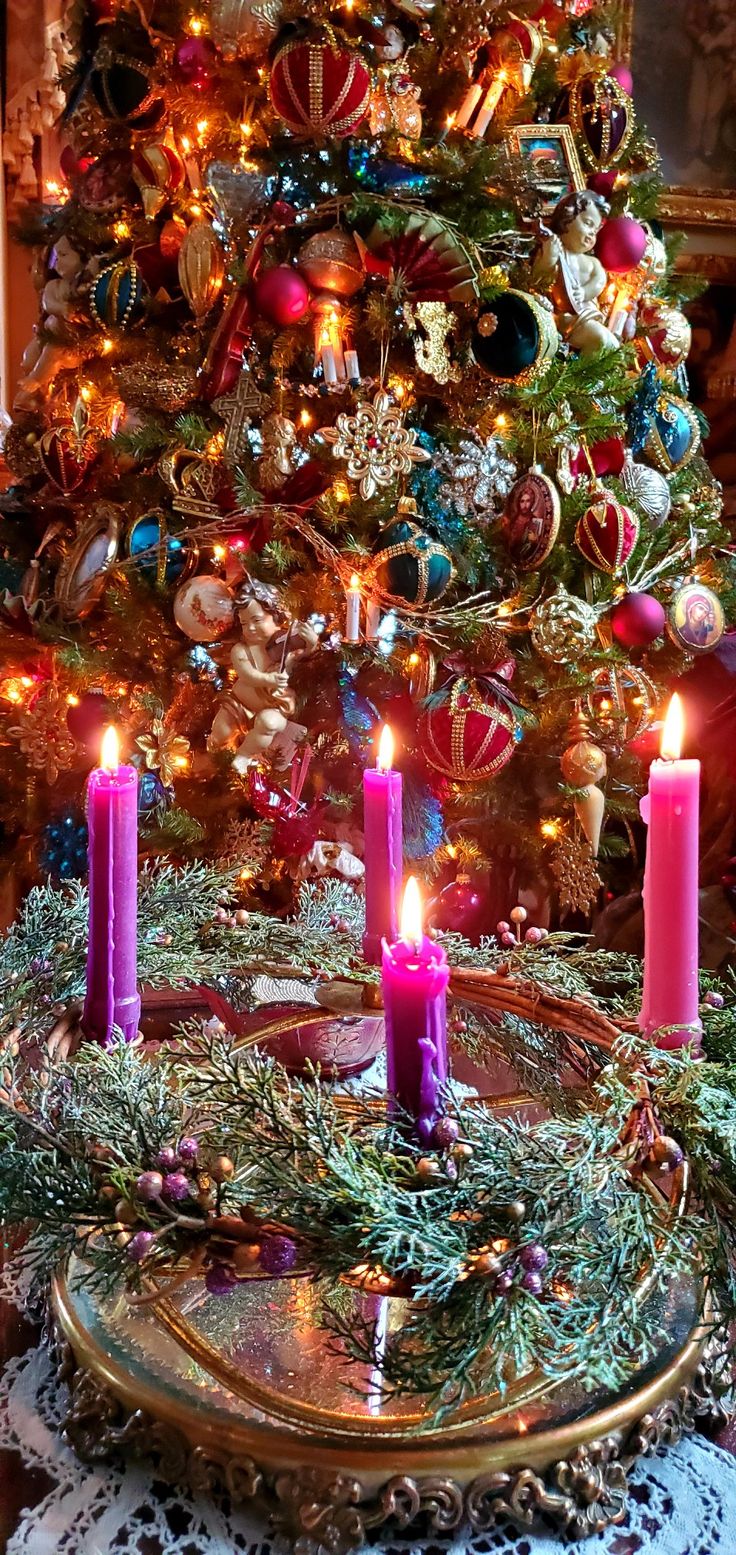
[362,725,403,965]
[382,877,449,1141]
[83,726,141,1047]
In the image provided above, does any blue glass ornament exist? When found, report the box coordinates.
[186,645,222,687]
[41,811,88,880]
[89,259,147,329]
[371,504,454,609]
[137,768,173,816]
[628,363,700,474]
[127,510,198,588]
[337,667,377,754]
[346,144,435,194]
[401,774,444,861]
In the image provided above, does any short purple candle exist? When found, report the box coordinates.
[82,726,141,1047]
[382,877,450,1141]
[363,725,403,965]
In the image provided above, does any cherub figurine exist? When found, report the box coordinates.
[256,412,298,492]
[208,577,318,772]
[15,236,90,407]
[531,190,619,357]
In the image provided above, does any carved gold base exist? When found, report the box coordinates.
[50,1256,729,1552]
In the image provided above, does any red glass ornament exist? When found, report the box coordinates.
[67,690,113,749]
[253,265,310,326]
[38,425,98,494]
[596,215,647,274]
[427,875,485,935]
[586,170,617,199]
[269,38,371,138]
[420,676,519,782]
[575,494,639,575]
[609,61,633,94]
[611,592,666,649]
[174,34,218,89]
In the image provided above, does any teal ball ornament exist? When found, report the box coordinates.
[127,509,198,587]
[370,498,453,609]
[89,259,147,329]
[645,388,700,473]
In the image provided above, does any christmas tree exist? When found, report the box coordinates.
[0,0,730,932]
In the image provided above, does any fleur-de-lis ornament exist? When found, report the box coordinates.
[404,302,461,385]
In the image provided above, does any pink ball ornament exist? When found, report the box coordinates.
[253,266,310,327]
[596,216,648,274]
[427,876,485,936]
[609,60,633,94]
[611,591,666,649]
[174,35,218,88]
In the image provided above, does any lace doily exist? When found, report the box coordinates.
[1,1259,735,1555]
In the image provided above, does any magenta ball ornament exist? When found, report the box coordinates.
[66,690,113,750]
[596,215,648,273]
[252,266,310,327]
[174,35,218,88]
[427,876,485,936]
[611,592,666,649]
[609,61,633,94]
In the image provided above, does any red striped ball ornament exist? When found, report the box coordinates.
[420,676,518,783]
[575,493,639,574]
[269,38,371,138]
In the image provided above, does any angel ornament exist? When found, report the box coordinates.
[208,577,318,773]
[532,190,619,358]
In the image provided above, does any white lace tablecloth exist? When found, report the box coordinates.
[1,1259,736,1555]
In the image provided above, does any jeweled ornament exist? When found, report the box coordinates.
[370,498,453,608]
[209,0,282,59]
[531,587,598,662]
[667,581,725,655]
[90,30,161,123]
[629,365,701,475]
[502,467,560,571]
[420,675,520,782]
[563,70,635,169]
[173,574,235,642]
[132,142,185,218]
[297,228,364,297]
[575,493,639,574]
[611,592,666,650]
[127,510,198,589]
[587,663,657,744]
[620,453,671,529]
[269,38,371,138]
[321,390,430,500]
[178,221,225,319]
[89,259,146,329]
[38,423,98,494]
[472,290,558,386]
[637,298,692,372]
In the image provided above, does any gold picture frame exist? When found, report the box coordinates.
[505,123,585,215]
[618,1,736,227]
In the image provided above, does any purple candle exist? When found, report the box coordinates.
[639,695,701,1050]
[82,726,141,1047]
[382,877,449,1141]
[362,725,403,965]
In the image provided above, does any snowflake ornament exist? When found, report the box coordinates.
[436,434,516,520]
[321,390,430,500]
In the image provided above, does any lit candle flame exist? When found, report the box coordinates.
[100,725,120,772]
[377,724,394,773]
[400,876,423,950]
[349,574,360,591]
[660,694,684,761]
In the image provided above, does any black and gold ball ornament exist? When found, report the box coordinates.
[472,290,558,387]
[90,31,162,124]
[370,497,453,609]
[89,260,147,330]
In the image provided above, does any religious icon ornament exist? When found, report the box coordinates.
[502,467,560,571]
[667,581,725,656]
[321,390,430,499]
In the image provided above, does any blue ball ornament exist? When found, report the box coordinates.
[127,510,198,588]
[371,499,454,610]
[41,811,88,881]
[137,768,173,817]
[89,259,147,330]
[628,363,701,474]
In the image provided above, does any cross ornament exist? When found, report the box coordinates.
[212,369,268,469]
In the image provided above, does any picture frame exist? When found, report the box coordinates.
[618,0,736,228]
[505,123,585,215]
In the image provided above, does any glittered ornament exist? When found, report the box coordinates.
[404,301,460,385]
[38,422,98,493]
[628,365,700,474]
[132,141,185,218]
[136,719,191,786]
[595,215,647,273]
[252,265,310,327]
[472,290,558,386]
[269,38,371,139]
[587,663,658,744]
[420,676,519,782]
[173,574,235,641]
[667,581,725,655]
[89,259,146,329]
[575,492,639,574]
[620,454,671,529]
[178,220,225,319]
[370,497,453,608]
[551,828,602,915]
[321,389,430,499]
[8,682,77,784]
[205,160,277,240]
[90,32,161,123]
[297,228,365,297]
[174,34,218,89]
[435,433,516,519]
[531,587,598,663]
[611,592,666,649]
[637,298,692,372]
[127,509,198,588]
[562,71,635,169]
[210,0,282,59]
[115,358,198,413]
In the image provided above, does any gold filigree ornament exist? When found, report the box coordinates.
[551,827,602,917]
[136,720,192,786]
[321,390,430,500]
[8,682,77,784]
[403,301,461,386]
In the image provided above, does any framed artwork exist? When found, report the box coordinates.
[618,0,736,226]
[505,123,584,215]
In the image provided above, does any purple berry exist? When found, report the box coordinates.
[496,920,511,935]
[162,1171,191,1202]
[205,1263,237,1296]
[178,1137,199,1164]
[127,1230,155,1263]
[521,1270,544,1296]
[500,932,516,948]
[432,1117,460,1151]
[704,991,724,1010]
[494,1270,514,1296]
[520,1243,549,1273]
[259,1234,299,1276]
[524,926,544,945]
[156,1146,177,1172]
[136,1170,164,1202]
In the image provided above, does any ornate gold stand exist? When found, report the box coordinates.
[50,1252,727,1552]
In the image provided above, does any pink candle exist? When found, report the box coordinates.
[362,725,402,965]
[382,877,449,1141]
[639,695,701,1049]
[83,726,141,1048]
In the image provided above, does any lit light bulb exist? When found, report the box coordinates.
[66,693,80,707]
[113,219,131,241]
[377,724,394,773]
[100,726,120,771]
[213,543,226,560]
[540,819,559,840]
[495,413,508,430]
[101,336,114,354]
[80,384,93,403]
[188,14,204,32]
[661,694,684,761]
[196,118,209,136]
[400,876,423,950]
[300,408,313,428]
